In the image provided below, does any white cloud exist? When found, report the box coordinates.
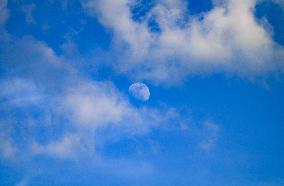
[28,79,178,159]
[0,123,17,160]
[0,37,181,160]
[82,0,153,59]
[40,80,178,159]
[82,0,284,84]
[0,78,44,108]
[0,136,17,159]
[63,82,136,129]
[31,134,85,159]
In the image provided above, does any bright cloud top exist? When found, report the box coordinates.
[82,0,284,83]
[129,82,150,101]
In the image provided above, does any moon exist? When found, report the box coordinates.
[128,82,150,101]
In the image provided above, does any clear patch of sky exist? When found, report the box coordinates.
[6,1,112,55]
[187,0,213,15]
[130,0,214,32]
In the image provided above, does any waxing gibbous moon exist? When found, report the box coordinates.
[128,82,150,101]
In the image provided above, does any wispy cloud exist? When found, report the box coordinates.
[0,126,17,160]
[22,3,36,24]
[3,2,281,184]
[272,0,284,10]
[0,0,8,24]
[0,0,9,39]
[0,36,183,162]
[198,120,220,152]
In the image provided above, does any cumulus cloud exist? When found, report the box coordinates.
[82,0,284,84]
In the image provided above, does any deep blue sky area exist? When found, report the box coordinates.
[1,0,284,186]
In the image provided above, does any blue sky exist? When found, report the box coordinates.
[0,0,284,185]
